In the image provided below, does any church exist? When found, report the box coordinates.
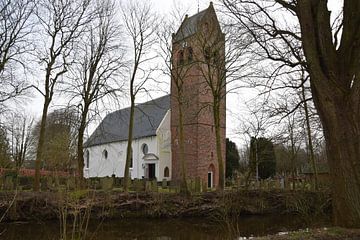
[84,3,225,189]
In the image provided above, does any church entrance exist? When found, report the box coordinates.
[208,164,215,189]
[148,163,156,179]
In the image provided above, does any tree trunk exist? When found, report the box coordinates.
[213,102,224,190]
[123,98,135,193]
[34,99,50,191]
[296,0,360,227]
[301,84,318,190]
[322,104,360,227]
[178,99,190,196]
[77,105,88,188]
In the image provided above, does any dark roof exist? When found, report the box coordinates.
[85,95,170,147]
[174,9,207,42]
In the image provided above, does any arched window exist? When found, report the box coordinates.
[141,143,149,154]
[164,167,169,177]
[178,50,184,65]
[187,47,193,62]
[103,149,108,159]
[85,150,90,168]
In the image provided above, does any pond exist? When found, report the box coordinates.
[0,214,331,240]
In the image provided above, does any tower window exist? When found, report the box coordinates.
[187,47,193,62]
[204,47,211,62]
[178,50,184,65]
[213,50,219,65]
[103,149,108,159]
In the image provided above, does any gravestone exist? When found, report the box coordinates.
[145,181,152,192]
[151,180,158,192]
[100,177,113,191]
[162,179,167,188]
[4,176,13,190]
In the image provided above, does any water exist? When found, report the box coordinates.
[0,215,330,240]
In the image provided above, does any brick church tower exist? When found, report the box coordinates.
[171,3,226,189]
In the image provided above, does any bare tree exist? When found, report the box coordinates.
[0,0,35,105]
[222,0,360,227]
[32,0,92,191]
[65,0,125,185]
[121,1,158,192]
[0,124,11,167]
[9,113,34,171]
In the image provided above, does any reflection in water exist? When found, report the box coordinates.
[0,215,330,240]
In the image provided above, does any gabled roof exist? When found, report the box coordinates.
[85,95,170,148]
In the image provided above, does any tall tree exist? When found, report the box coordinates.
[121,1,158,192]
[222,0,360,227]
[66,0,124,185]
[32,0,92,191]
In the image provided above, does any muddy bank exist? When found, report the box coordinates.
[0,190,331,222]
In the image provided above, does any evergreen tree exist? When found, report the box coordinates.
[249,137,276,179]
[226,138,240,179]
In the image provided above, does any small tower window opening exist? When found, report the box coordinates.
[213,50,219,65]
[103,149,108,159]
[187,47,193,62]
[203,22,209,33]
[204,47,211,63]
[178,50,184,65]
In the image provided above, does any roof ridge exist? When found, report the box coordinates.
[107,94,170,116]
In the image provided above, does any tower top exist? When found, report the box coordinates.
[172,2,220,43]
